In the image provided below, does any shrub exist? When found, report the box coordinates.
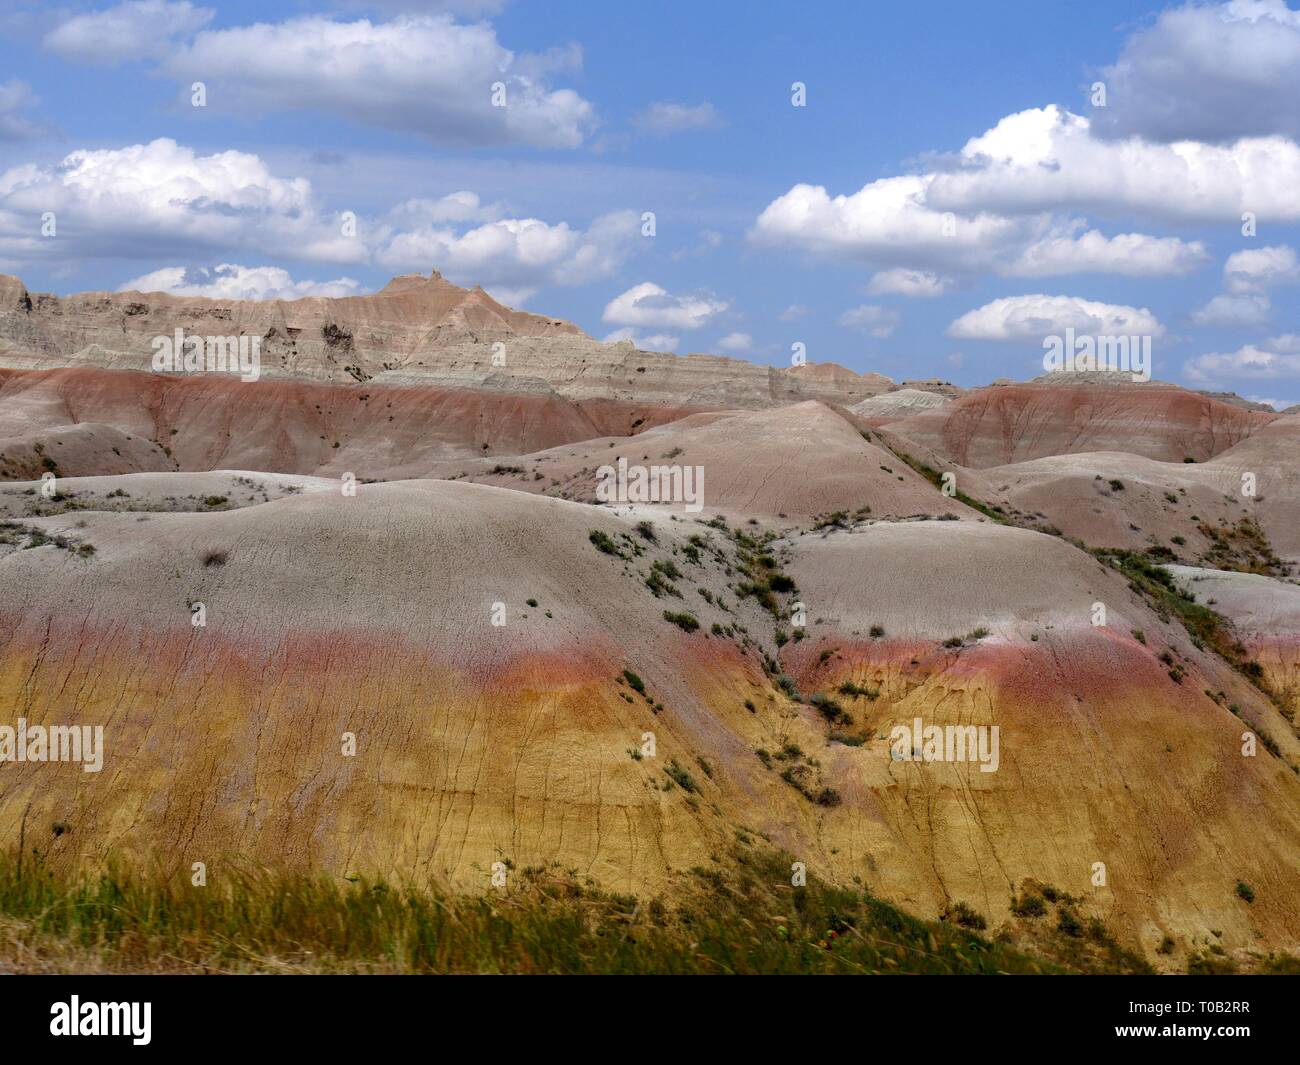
[662,611,699,632]
[1010,893,1046,918]
[588,530,620,556]
[663,759,698,793]
[943,901,987,930]
[1056,906,1084,938]
[809,693,845,723]
[1236,880,1255,904]
[837,681,879,700]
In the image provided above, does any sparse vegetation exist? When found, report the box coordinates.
[0,848,1157,974]
[837,680,879,700]
[662,610,699,632]
[942,901,987,931]
[588,529,621,556]
[663,759,698,793]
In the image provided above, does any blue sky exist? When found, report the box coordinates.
[2,0,1300,404]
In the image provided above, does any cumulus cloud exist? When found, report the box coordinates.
[0,141,640,301]
[1186,342,1300,382]
[45,1,213,64]
[752,174,1027,272]
[0,138,356,265]
[602,282,729,330]
[1093,1,1300,144]
[387,191,504,227]
[867,268,950,297]
[839,304,901,338]
[947,295,1164,340]
[119,263,363,300]
[928,105,1300,224]
[752,106,1247,282]
[1267,332,1300,351]
[376,208,640,301]
[716,331,752,353]
[0,81,43,141]
[339,1,507,13]
[1224,244,1300,292]
[163,14,594,148]
[779,304,810,321]
[601,327,680,351]
[633,101,721,136]
[1008,229,1208,277]
[1191,293,1272,326]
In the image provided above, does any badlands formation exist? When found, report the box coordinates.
[0,271,1297,970]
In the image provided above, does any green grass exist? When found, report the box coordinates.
[0,848,1145,974]
[662,610,699,632]
[879,447,1008,523]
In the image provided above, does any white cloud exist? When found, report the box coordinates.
[867,268,950,297]
[1190,293,1272,326]
[119,263,363,300]
[716,331,752,353]
[928,105,1300,224]
[752,174,1027,272]
[1246,396,1293,410]
[948,295,1164,340]
[0,138,356,265]
[752,106,1252,280]
[1224,244,1300,292]
[0,141,640,300]
[1186,342,1300,382]
[45,1,213,64]
[602,281,728,330]
[340,1,506,13]
[839,304,900,338]
[163,14,594,148]
[388,191,503,226]
[0,81,42,141]
[1266,332,1300,351]
[376,208,640,294]
[633,101,721,136]
[779,304,809,321]
[601,327,679,351]
[1093,1,1300,145]
[1009,229,1208,277]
